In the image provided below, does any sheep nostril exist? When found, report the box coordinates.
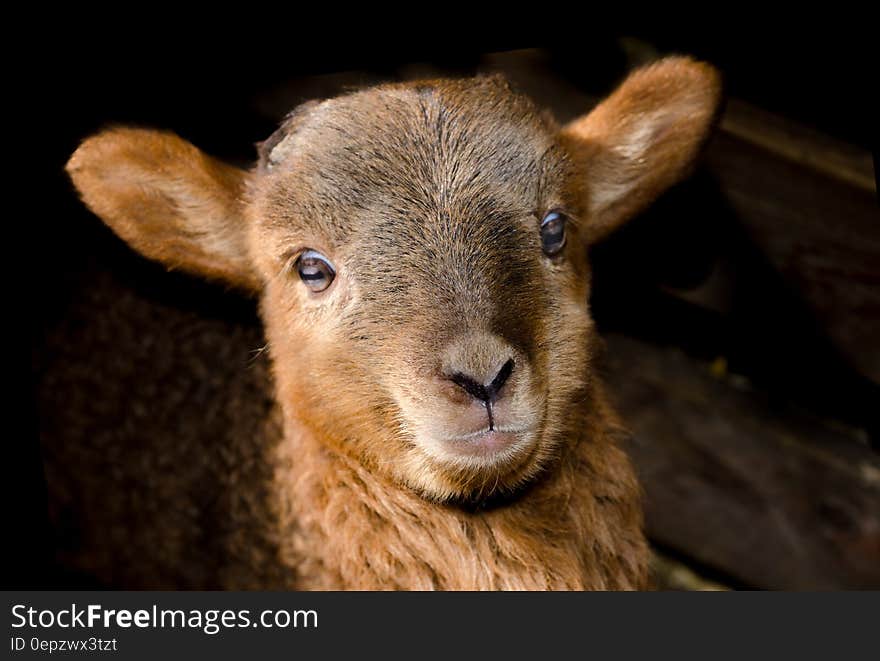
[488,358,514,399]
[449,372,489,402]
[449,358,515,404]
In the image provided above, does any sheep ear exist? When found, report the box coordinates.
[560,56,722,244]
[66,128,260,291]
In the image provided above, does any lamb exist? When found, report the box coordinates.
[57,57,720,590]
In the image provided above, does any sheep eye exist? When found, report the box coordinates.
[540,211,566,256]
[295,249,336,292]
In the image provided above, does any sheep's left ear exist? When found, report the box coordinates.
[560,56,722,244]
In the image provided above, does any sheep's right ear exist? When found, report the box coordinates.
[66,128,260,292]
[560,57,721,244]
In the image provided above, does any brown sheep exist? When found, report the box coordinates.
[56,57,720,590]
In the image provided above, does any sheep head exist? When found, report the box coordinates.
[67,57,721,503]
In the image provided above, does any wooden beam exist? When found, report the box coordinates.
[720,98,876,193]
[604,333,880,589]
[698,128,880,383]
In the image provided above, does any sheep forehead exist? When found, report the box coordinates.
[259,80,563,240]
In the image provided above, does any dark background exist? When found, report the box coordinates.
[17,27,878,589]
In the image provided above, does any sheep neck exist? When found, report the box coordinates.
[270,385,648,590]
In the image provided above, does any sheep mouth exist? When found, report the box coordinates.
[422,426,538,472]
[440,427,534,460]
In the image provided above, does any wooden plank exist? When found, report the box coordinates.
[698,129,880,383]
[720,98,876,193]
[603,333,880,589]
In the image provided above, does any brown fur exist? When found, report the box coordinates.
[57,57,720,589]
[38,270,284,589]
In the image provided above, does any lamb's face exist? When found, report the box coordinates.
[249,79,594,502]
[66,58,719,503]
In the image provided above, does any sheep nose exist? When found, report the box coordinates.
[449,358,515,403]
